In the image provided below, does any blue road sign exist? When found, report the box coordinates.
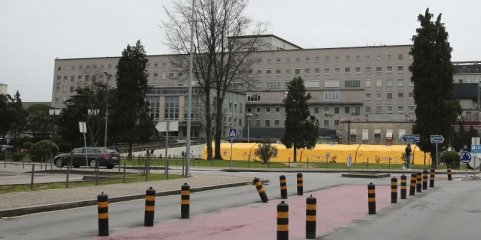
[460,152,472,163]
[229,128,237,137]
[430,135,444,144]
[471,145,481,153]
[400,134,420,144]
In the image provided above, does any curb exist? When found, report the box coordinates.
[0,180,259,218]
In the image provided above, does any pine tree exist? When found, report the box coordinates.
[410,8,461,167]
[281,77,319,162]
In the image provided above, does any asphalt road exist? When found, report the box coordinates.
[0,171,475,240]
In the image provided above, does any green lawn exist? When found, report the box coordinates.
[0,173,182,193]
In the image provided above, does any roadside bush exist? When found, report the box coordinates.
[31,140,59,162]
[254,141,278,164]
[23,142,33,151]
[13,153,24,162]
[441,151,460,169]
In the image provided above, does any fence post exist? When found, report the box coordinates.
[30,164,35,190]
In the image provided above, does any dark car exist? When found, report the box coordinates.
[54,147,120,169]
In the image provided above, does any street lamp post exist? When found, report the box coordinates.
[246,113,252,143]
[103,72,111,148]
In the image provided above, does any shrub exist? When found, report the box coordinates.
[57,142,72,153]
[13,153,24,162]
[441,151,460,169]
[23,142,33,151]
[254,141,278,164]
[31,140,59,162]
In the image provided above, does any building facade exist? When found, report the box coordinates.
[52,35,418,143]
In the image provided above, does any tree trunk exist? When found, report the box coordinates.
[204,87,213,160]
[293,145,297,162]
[214,92,223,160]
[128,141,133,160]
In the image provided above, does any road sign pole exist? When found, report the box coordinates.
[230,137,233,169]
[435,143,438,169]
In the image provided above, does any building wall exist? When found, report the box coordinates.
[0,83,7,95]
[339,120,414,145]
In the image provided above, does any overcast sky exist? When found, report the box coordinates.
[1,0,480,102]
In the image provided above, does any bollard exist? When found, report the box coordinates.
[447,165,452,181]
[422,169,428,190]
[253,177,268,202]
[181,183,190,219]
[400,174,407,199]
[391,177,397,204]
[97,192,109,236]
[306,195,316,239]
[279,175,288,199]
[409,173,416,196]
[144,187,156,226]
[297,173,303,196]
[367,182,376,214]
[430,168,436,187]
[416,172,422,193]
[277,201,289,240]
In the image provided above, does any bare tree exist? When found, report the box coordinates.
[162,0,266,159]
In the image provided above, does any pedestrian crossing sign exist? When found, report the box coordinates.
[229,128,237,137]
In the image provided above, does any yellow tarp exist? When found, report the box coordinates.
[201,143,431,165]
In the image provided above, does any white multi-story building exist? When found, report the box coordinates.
[52,35,417,143]
[0,83,7,95]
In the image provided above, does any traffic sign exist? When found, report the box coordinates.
[229,128,237,137]
[430,135,444,144]
[460,152,472,164]
[471,145,481,153]
[400,134,420,144]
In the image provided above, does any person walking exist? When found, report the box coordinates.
[346,154,353,171]
[404,144,412,170]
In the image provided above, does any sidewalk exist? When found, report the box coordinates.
[0,166,253,218]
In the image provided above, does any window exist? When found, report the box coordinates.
[365,92,371,100]
[376,79,382,87]
[275,106,280,113]
[362,129,369,141]
[247,93,261,102]
[398,92,404,99]
[295,68,301,75]
[324,119,329,127]
[266,59,271,64]
[314,107,319,114]
[276,58,281,64]
[344,67,351,73]
[324,68,330,74]
[314,68,320,75]
[387,65,393,72]
[154,73,158,78]
[265,120,270,127]
[324,106,330,113]
[398,54,403,60]
[266,107,271,113]
[350,129,357,142]
[334,67,340,73]
[386,79,393,87]
[398,65,404,72]
[345,55,350,61]
[305,57,310,63]
[365,80,371,87]
[387,105,393,113]
[256,69,262,75]
[256,107,261,113]
[255,120,260,127]
[285,68,291,75]
[398,105,404,113]
[266,69,272,76]
[376,66,382,73]
[345,80,360,88]
[374,129,381,140]
[355,66,361,74]
[387,92,393,100]
[334,106,339,114]
[324,91,340,101]
[274,120,280,126]
[164,96,179,120]
[70,76,75,82]
[365,66,372,73]
[408,92,414,99]
[78,75,82,80]
[324,56,330,62]
[366,106,371,113]
[315,57,320,62]
[376,54,381,60]
[304,68,310,76]
[409,105,415,113]
[267,81,281,89]
[305,80,320,88]
[335,56,340,61]
[334,120,340,126]
[376,105,382,113]
[345,106,350,113]
[285,58,290,63]
[70,86,75,92]
[397,79,404,86]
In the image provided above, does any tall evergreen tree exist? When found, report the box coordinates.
[109,40,154,158]
[25,104,52,141]
[410,8,461,167]
[11,91,27,147]
[281,77,319,162]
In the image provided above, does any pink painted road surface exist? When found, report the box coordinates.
[96,185,391,240]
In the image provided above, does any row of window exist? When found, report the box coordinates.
[257,53,406,65]
[349,129,406,142]
[57,61,171,72]
[252,65,405,77]
[365,92,414,101]
[56,71,183,84]
[261,78,412,90]
[365,105,415,114]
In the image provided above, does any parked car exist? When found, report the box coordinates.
[54,147,120,169]
[0,145,14,153]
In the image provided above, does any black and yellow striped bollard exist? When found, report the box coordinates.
[297,173,303,196]
[277,201,289,240]
[181,183,190,219]
[97,192,109,236]
[400,174,407,199]
[422,169,428,190]
[416,172,422,193]
[430,168,436,187]
[391,177,397,204]
[144,187,155,227]
[409,173,416,196]
[447,165,452,181]
[306,195,316,239]
[368,182,376,214]
[280,175,288,199]
[253,177,268,202]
